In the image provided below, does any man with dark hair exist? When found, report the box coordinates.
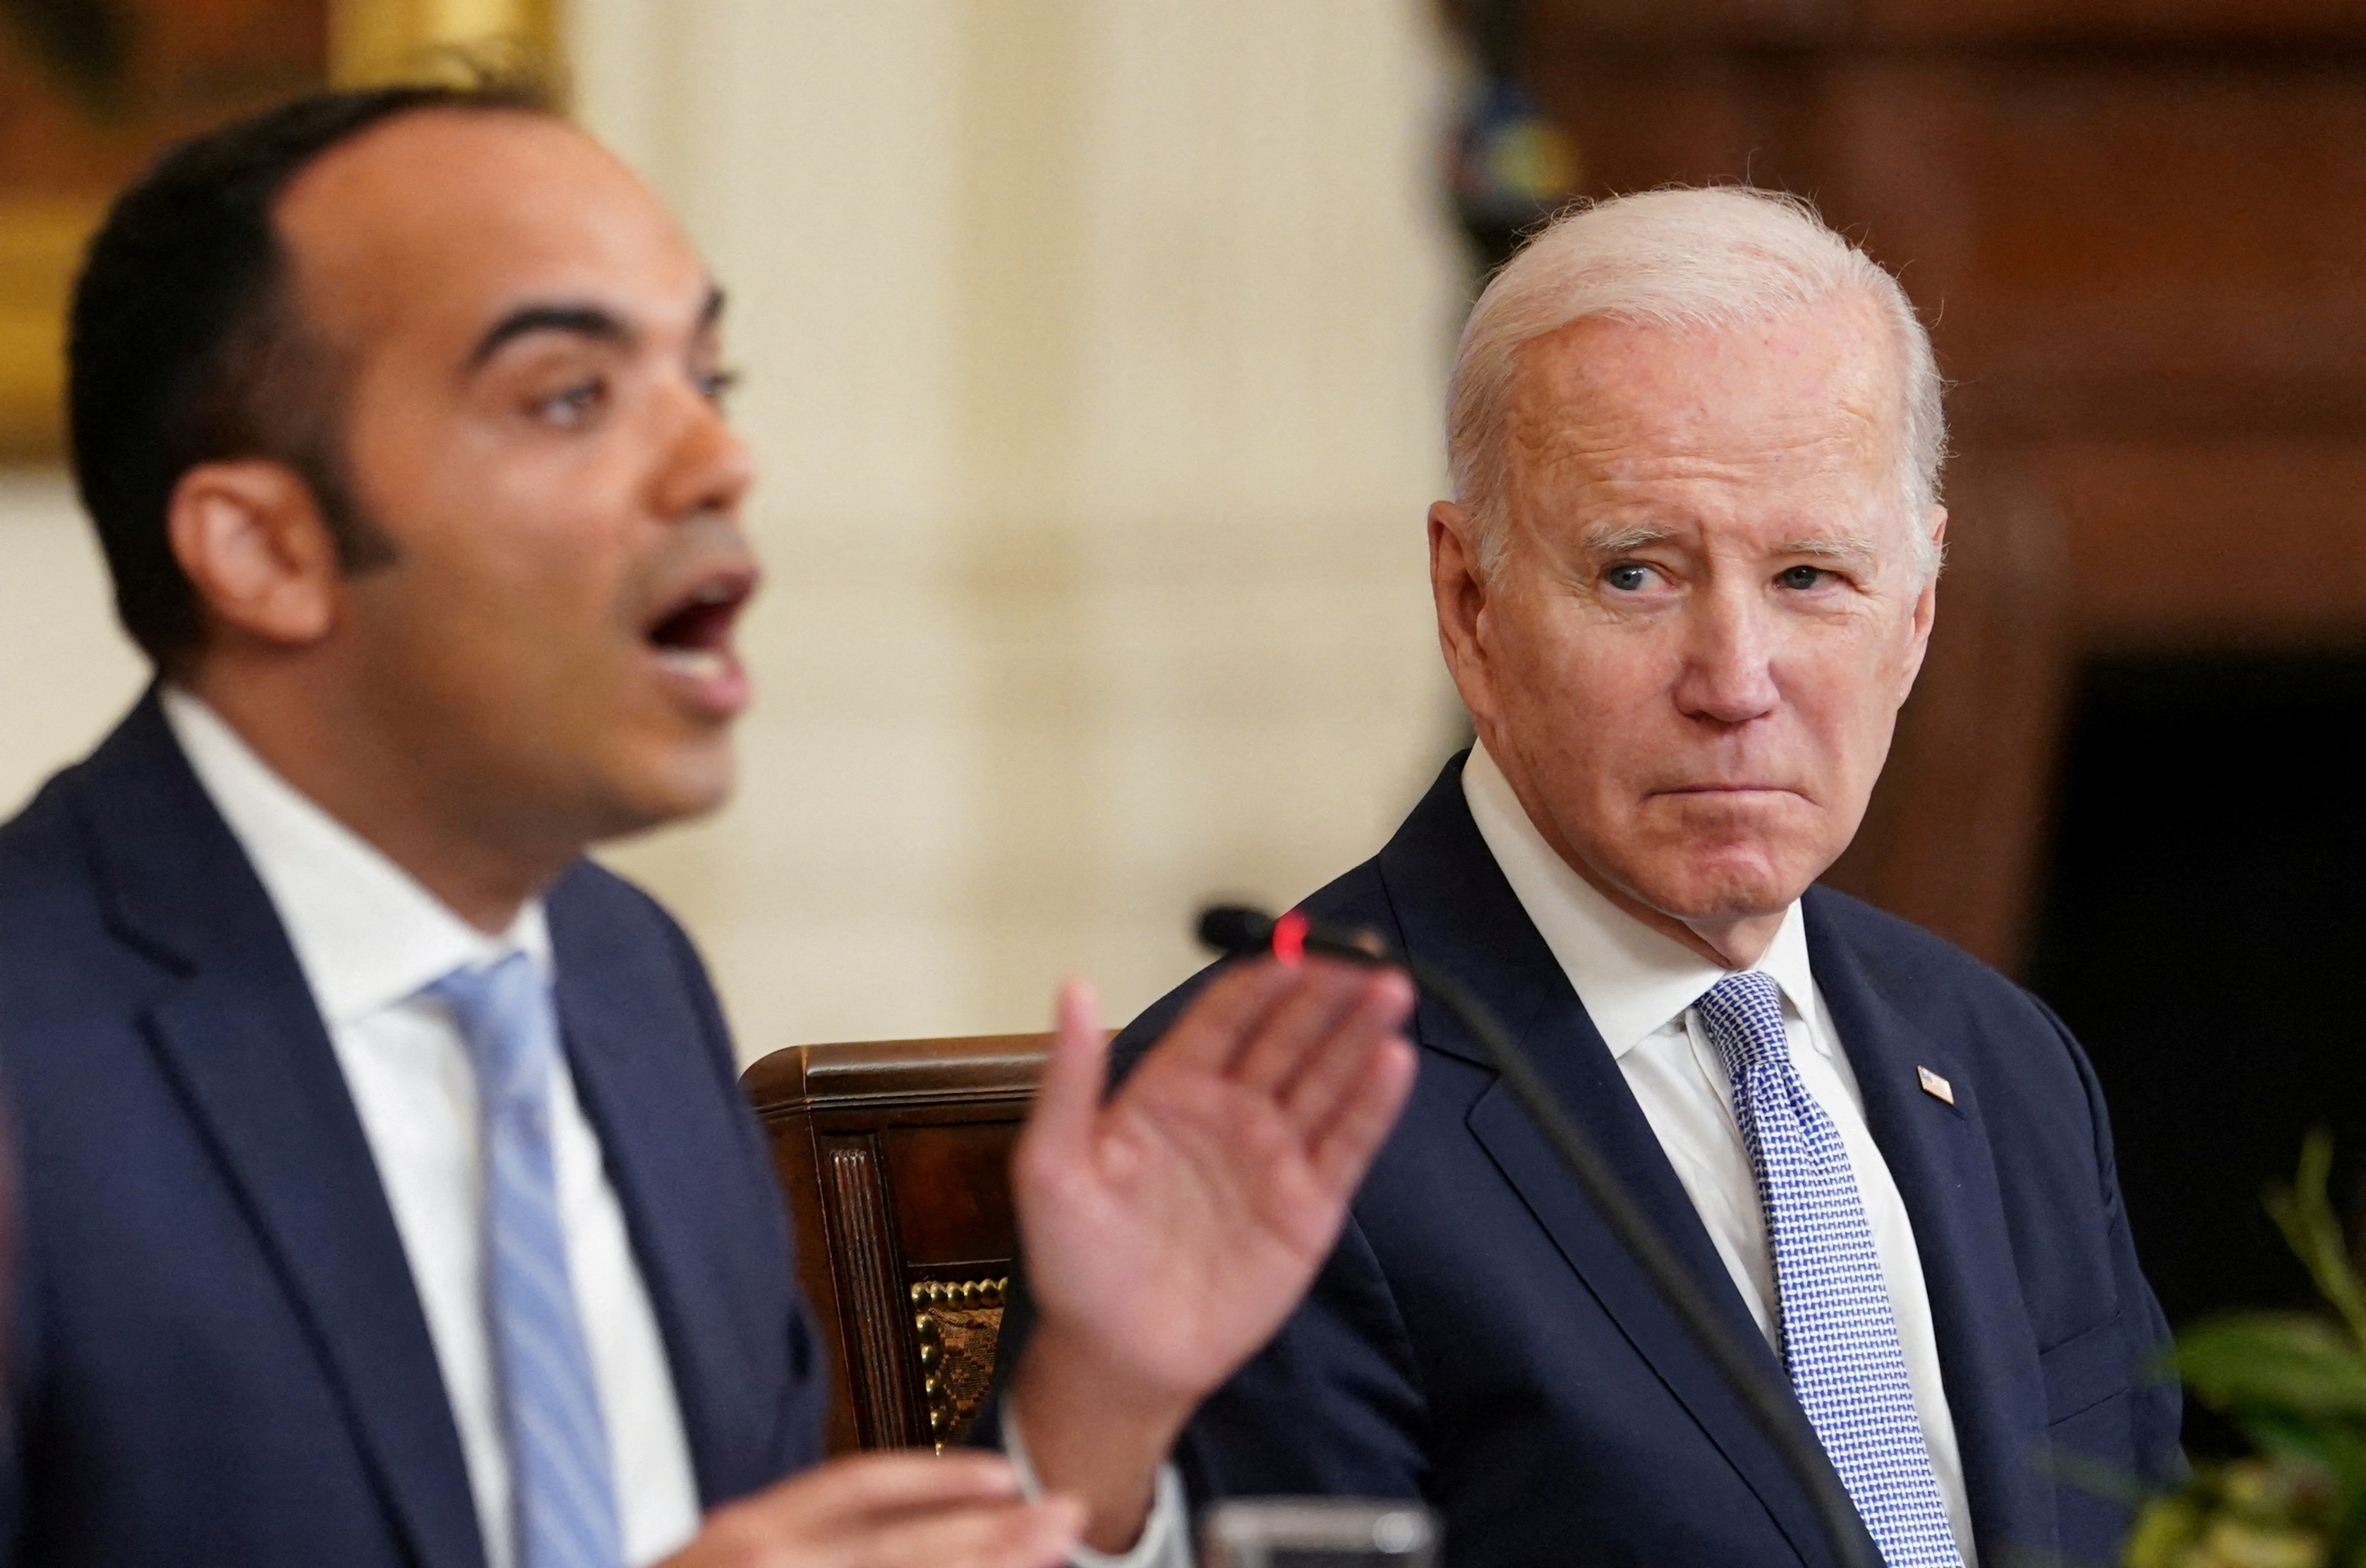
[66,82,524,666]
[0,85,1417,1568]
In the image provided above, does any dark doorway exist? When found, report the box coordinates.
[2029,651,2366,1370]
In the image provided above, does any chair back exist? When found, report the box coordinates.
[742,1034,1047,1452]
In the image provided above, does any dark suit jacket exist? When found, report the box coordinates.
[1032,753,2178,1568]
[0,693,823,1567]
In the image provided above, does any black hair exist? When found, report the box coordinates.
[68,78,553,670]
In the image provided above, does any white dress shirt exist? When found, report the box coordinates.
[1003,1406,1190,1568]
[1461,741,1976,1562]
[162,689,704,1568]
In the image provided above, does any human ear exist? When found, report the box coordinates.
[1897,504,1946,698]
[1429,500,1500,725]
[166,459,344,649]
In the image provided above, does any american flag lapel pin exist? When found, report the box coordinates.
[1917,1066,1955,1105]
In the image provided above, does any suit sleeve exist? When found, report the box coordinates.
[2031,990,2185,1490]
[650,900,829,1477]
[1,1172,37,1567]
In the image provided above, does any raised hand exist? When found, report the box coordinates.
[1006,957,1418,1551]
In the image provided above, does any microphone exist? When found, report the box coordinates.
[1195,906,1284,960]
[1198,904,1881,1568]
[1197,906,1383,967]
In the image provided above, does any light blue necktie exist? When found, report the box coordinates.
[1696,971,1965,1568]
[433,953,624,1568]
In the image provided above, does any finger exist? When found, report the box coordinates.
[1014,978,1108,1190]
[1228,958,1376,1095]
[1133,958,1300,1084]
[1308,1033,1419,1198]
[850,1495,1085,1568]
[747,1449,1022,1528]
[1279,967,1417,1128]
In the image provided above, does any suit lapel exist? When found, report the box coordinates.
[1374,762,1843,1568]
[80,693,485,1568]
[1806,893,2056,1564]
[547,876,778,1505]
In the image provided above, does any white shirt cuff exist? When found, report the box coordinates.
[999,1403,1193,1568]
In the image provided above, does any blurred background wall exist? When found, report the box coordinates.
[0,1,1465,1051]
[571,1,1464,1048]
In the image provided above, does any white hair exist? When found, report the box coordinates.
[1446,186,1946,583]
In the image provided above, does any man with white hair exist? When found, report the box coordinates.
[1039,188,2180,1567]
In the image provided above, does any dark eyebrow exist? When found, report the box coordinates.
[466,285,728,370]
[468,303,632,368]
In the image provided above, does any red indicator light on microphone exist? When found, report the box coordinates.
[1272,910,1308,966]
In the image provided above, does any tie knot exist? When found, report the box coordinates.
[427,950,553,1107]
[1696,970,1789,1080]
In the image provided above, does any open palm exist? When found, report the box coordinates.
[1013,960,1417,1407]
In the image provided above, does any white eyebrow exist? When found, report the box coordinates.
[1583,523,1676,555]
[1780,533,1881,564]
[1577,525,1886,564]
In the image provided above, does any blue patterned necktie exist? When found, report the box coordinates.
[1696,971,1964,1568]
[433,953,623,1568]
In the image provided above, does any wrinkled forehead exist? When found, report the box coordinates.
[1503,297,1905,500]
[272,108,709,362]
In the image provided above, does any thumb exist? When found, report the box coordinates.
[1019,978,1108,1183]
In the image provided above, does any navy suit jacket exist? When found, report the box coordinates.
[1054,754,2178,1568]
[0,694,824,1567]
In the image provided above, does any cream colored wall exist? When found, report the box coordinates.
[0,1,1465,1059]
[575,0,1466,1055]
[0,474,150,814]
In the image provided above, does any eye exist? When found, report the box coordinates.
[1605,562,1653,592]
[1777,565,1830,591]
[535,378,606,427]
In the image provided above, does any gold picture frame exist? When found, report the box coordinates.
[0,0,561,462]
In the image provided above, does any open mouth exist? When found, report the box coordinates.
[644,571,755,692]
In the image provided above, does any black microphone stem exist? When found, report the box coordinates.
[1396,951,1881,1568]
[1202,907,1881,1568]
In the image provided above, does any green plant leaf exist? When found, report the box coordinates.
[2267,1131,2366,1356]
[2179,1314,2366,1420]
[2118,1140,2366,1566]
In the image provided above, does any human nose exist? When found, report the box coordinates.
[653,378,754,522]
[1672,581,1780,725]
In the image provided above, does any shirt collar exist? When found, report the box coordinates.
[1460,739,1822,1059]
[161,687,551,1025]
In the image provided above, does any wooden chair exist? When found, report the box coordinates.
[742,1035,1048,1454]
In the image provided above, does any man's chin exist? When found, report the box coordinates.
[1617,803,1837,909]
[1617,852,1820,930]
[590,742,737,843]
